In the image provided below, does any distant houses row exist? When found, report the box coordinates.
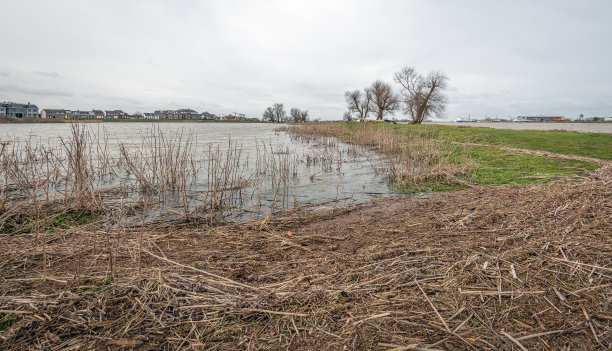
[1,101,257,121]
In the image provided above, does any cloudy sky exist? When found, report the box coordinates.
[1,0,611,120]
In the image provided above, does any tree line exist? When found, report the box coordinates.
[261,67,447,124]
[344,67,448,124]
[262,103,309,123]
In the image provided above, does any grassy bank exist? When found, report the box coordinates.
[396,123,612,161]
[288,123,601,191]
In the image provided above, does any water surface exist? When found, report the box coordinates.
[0,122,393,221]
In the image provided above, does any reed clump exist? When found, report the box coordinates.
[0,124,307,235]
[284,123,476,190]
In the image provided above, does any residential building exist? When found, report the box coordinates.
[104,110,128,119]
[154,109,202,119]
[0,101,39,118]
[93,110,105,119]
[70,110,95,119]
[143,112,160,120]
[177,109,201,119]
[201,111,217,120]
[154,110,174,119]
[222,113,246,121]
[40,109,70,119]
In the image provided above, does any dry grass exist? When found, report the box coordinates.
[0,162,610,349]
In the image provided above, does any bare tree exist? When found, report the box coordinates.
[262,103,287,123]
[368,80,399,120]
[342,111,352,122]
[262,106,275,122]
[290,107,309,122]
[394,67,448,124]
[345,89,372,120]
[273,103,287,122]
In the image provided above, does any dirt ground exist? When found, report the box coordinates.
[0,159,611,349]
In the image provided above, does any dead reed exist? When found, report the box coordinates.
[283,123,476,190]
[0,160,609,349]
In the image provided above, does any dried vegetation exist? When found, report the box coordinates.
[0,123,610,350]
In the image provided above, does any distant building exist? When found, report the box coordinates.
[154,109,201,119]
[40,109,70,119]
[93,110,105,119]
[143,112,160,120]
[70,110,95,119]
[516,115,570,122]
[222,113,246,121]
[201,111,217,120]
[1,101,38,118]
[154,110,176,119]
[105,110,128,119]
[176,109,201,119]
[584,117,605,122]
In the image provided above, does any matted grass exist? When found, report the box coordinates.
[389,123,612,161]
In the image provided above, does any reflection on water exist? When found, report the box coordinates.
[0,122,394,221]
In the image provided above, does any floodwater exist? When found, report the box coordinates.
[428,122,612,133]
[0,122,392,220]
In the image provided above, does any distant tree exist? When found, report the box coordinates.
[342,111,353,122]
[273,103,287,122]
[262,106,275,122]
[345,89,372,120]
[394,67,448,124]
[262,103,287,123]
[367,80,399,120]
[290,107,309,122]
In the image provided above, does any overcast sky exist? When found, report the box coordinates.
[1,0,611,120]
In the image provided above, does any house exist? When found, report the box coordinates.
[222,113,246,121]
[93,110,105,119]
[201,111,217,120]
[70,110,95,119]
[154,109,201,119]
[177,109,201,119]
[516,115,570,122]
[40,109,70,119]
[154,110,175,119]
[143,113,160,120]
[0,101,39,118]
[104,110,128,119]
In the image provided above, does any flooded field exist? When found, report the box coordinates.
[0,122,393,222]
[429,121,612,133]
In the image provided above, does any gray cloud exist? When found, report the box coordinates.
[0,84,73,97]
[0,0,611,119]
[33,71,60,78]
